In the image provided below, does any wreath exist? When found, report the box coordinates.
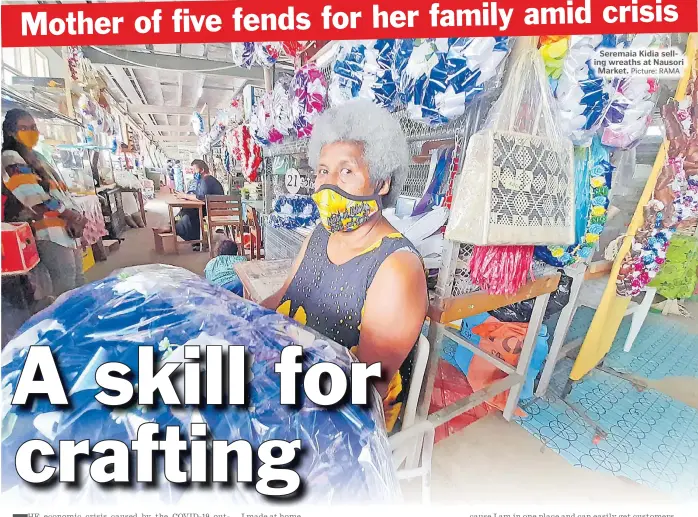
[232,125,262,182]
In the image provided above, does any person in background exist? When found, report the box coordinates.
[261,99,428,433]
[204,239,247,295]
[168,159,224,250]
[2,108,87,297]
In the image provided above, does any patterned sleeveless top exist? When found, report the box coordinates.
[277,224,422,433]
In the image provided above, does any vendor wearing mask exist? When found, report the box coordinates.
[171,159,224,248]
[2,109,87,297]
[262,100,428,432]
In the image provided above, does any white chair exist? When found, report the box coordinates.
[577,277,656,353]
[389,334,434,503]
[389,420,435,503]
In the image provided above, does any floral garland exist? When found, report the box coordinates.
[269,194,320,229]
[231,43,256,68]
[282,41,304,59]
[535,137,614,267]
[67,47,81,81]
[602,34,667,150]
[616,88,697,296]
[329,40,399,111]
[192,111,205,136]
[396,37,511,127]
[231,125,262,182]
[291,64,327,139]
[250,90,273,146]
[543,35,616,146]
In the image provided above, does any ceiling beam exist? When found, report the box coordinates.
[128,105,197,115]
[152,135,199,143]
[144,125,194,132]
[82,47,265,80]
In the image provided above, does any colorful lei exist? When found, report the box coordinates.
[535,137,614,266]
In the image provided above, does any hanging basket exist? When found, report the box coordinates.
[446,44,575,246]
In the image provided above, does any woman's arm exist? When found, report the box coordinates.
[260,233,312,309]
[354,251,428,397]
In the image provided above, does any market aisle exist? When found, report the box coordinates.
[85,192,210,282]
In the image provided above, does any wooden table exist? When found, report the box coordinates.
[164,195,205,254]
[234,259,292,303]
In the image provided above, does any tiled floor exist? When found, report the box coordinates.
[515,301,698,500]
[564,306,698,380]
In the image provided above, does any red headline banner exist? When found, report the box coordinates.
[2,0,697,48]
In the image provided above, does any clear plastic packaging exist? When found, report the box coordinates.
[445,40,575,246]
[601,34,669,150]
[1,265,400,504]
[547,35,615,146]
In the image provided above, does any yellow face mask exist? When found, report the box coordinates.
[312,185,381,233]
[16,130,39,149]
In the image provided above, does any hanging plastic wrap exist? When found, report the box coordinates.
[329,40,399,111]
[446,42,575,246]
[535,137,614,266]
[270,75,295,144]
[546,35,616,146]
[397,37,510,126]
[291,64,327,139]
[269,194,320,229]
[191,111,205,136]
[1,265,400,504]
[489,270,573,322]
[282,41,304,59]
[445,41,574,294]
[255,42,282,67]
[230,42,256,68]
[617,74,698,296]
[231,125,262,182]
[250,91,274,146]
[601,34,668,150]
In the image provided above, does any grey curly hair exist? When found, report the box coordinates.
[308,99,409,208]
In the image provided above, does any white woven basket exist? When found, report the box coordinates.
[445,42,575,246]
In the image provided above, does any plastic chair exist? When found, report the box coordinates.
[578,277,656,353]
[389,420,435,503]
[388,334,434,503]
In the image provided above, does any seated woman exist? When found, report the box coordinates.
[204,239,247,295]
[262,100,428,432]
[172,159,224,249]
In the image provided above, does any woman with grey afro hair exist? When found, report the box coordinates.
[307,99,410,208]
[263,99,427,434]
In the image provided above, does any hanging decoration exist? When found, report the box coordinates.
[544,35,616,146]
[191,111,206,136]
[231,125,263,181]
[250,90,274,146]
[329,40,399,111]
[396,37,510,126]
[67,46,82,81]
[601,34,668,150]
[291,63,328,139]
[230,42,256,68]
[269,194,320,230]
[270,75,295,143]
[255,42,283,67]
[616,74,698,297]
[445,40,574,295]
[535,137,614,267]
[282,41,304,59]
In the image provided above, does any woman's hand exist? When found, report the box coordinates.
[61,209,88,239]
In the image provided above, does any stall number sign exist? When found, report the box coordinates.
[285,168,307,194]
